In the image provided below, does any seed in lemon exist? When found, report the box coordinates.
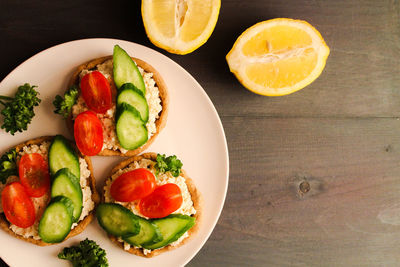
[141,0,221,55]
[226,18,330,96]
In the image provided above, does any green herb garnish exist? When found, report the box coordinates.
[0,83,41,135]
[155,154,183,177]
[0,149,17,184]
[53,85,79,119]
[58,238,108,267]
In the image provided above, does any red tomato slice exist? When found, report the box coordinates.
[74,110,103,156]
[2,182,35,228]
[111,168,156,202]
[80,71,112,113]
[19,153,50,198]
[139,183,183,218]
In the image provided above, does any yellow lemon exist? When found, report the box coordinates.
[141,0,221,55]
[226,18,330,96]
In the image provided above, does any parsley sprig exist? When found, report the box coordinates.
[155,154,183,177]
[0,83,41,135]
[53,85,79,119]
[0,149,17,184]
[58,238,108,267]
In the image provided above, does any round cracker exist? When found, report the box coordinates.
[104,153,202,257]
[67,56,169,157]
[0,136,100,246]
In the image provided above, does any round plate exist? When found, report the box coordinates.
[0,39,229,267]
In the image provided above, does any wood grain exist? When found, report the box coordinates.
[190,117,400,266]
[174,0,400,118]
[0,0,399,266]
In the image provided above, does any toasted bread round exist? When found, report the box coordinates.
[0,136,100,246]
[67,56,169,157]
[104,152,201,257]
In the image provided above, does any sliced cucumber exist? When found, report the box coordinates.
[38,196,74,243]
[113,45,146,93]
[142,214,195,250]
[117,83,149,122]
[51,168,83,222]
[96,203,140,237]
[48,135,80,179]
[123,216,162,247]
[116,103,148,150]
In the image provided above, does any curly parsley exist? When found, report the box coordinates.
[58,238,108,267]
[0,149,17,184]
[0,83,41,135]
[53,85,79,119]
[155,154,183,177]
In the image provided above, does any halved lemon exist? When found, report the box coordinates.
[226,18,330,96]
[141,0,221,55]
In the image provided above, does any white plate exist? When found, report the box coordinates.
[0,39,229,267]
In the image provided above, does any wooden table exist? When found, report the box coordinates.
[1,0,399,266]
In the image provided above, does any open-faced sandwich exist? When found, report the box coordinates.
[96,153,201,257]
[54,45,168,157]
[0,135,99,245]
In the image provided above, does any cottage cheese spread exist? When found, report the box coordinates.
[1,142,94,240]
[104,159,196,252]
[72,59,162,153]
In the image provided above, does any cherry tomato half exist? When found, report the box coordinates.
[74,110,103,156]
[2,182,35,228]
[19,153,50,198]
[111,168,156,202]
[139,183,183,218]
[80,71,112,114]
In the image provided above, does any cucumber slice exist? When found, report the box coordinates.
[142,214,195,250]
[96,203,140,237]
[117,83,149,122]
[123,216,162,247]
[113,45,146,93]
[49,135,80,179]
[51,168,83,222]
[116,103,148,150]
[38,196,73,243]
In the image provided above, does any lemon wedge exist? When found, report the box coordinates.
[141,0,221,55]
[226,18,330,96]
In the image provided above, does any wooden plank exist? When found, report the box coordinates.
[170,0,400,118]
[1,0,399,118]
[0,0,151,83]
[188,116,400,266]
